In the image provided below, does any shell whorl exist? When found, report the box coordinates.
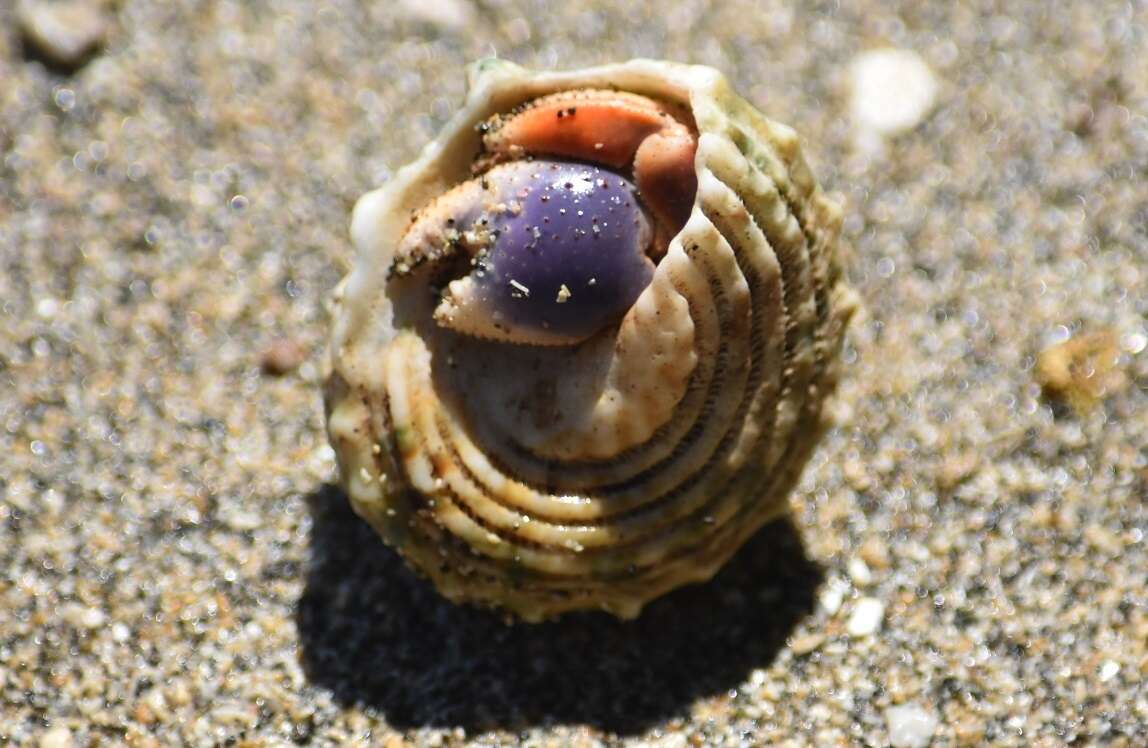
[325,60,856,621]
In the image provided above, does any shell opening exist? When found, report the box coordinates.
[388,88,699,347]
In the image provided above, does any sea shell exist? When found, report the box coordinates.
[324,59,856,621]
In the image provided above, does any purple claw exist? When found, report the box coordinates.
[430,160,655,345]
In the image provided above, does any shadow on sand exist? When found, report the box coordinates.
[296,484,822,735]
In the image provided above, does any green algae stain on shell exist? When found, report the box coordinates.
[324,59,857,621]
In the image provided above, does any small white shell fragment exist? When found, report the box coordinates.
[1122,330,1147,354]
[847,556,873,586]
[38,727,74,748]
[849,48,938,138]
[1098,660,1121,683]
[60,603,106,630]
[847,596,885,637]
[17,0,107,69]
[396,0,476,31]
[884,703,939,748]
[819,578,847,615]
[111,622,131,642]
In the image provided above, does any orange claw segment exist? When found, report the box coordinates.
[634,129,697,248]
[482,90,697,246]
[483,90,677,168]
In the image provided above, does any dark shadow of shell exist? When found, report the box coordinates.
[295,483,822,735]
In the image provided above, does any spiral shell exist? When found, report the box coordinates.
[325,59,856,621]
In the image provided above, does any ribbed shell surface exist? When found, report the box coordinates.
[325,59,856,621]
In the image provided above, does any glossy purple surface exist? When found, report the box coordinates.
[467,161,654,341]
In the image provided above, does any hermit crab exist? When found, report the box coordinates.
[325,59,855,621]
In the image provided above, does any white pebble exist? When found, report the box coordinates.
[396,0,476,31]
[36,298,59,319]
[850,48,938,138]
[848,557,873,586]
[17,0,107,69]
[885,703,939,748]
[1122,331,1147,354]
[210,702,256,727]
[1098,660,1120,683]
[222,507,262,532]
[39,726,73,748]
[60,603,106,630]
[653,734,688,748]
[818,583,845,615]
[111,622,131,643]
[847,597,885,637]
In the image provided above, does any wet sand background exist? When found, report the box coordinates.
[1,1,1146,745]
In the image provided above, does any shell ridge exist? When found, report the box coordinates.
[420,213,771,567]
[431,225,728,520]
[464,238,720,491]
[694,168,787,468]
[401,216,749,554]
[699,129,822,466]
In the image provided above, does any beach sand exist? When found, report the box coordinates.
[1,1,1145,744]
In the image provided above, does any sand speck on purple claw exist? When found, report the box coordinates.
[433,160,655,345]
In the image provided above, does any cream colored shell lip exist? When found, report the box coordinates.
[325,58,856,622]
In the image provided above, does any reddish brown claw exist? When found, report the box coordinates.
[481,89,698,252]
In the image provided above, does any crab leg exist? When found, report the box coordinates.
[481,90,697,250]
